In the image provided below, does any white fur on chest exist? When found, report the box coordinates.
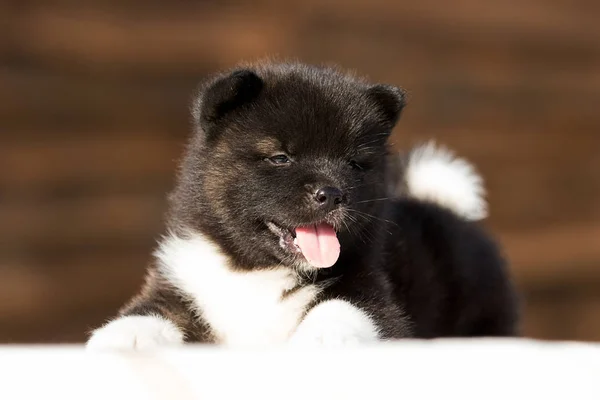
[156,233,319,346]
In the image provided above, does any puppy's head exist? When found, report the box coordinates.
[170,63,406,270]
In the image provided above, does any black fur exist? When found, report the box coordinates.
[122,61,519,340]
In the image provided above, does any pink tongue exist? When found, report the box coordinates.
[294,223,340,268]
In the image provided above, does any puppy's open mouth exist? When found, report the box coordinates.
[266,221,341,269]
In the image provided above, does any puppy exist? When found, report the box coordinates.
[87,62,519,349]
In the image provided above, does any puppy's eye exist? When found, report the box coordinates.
[349,160,364,171]
[266,154,291,165]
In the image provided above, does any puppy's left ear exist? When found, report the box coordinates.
[365,84,407,128]
[193,69,264,139]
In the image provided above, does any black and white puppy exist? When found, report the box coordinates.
[87,62,519,349]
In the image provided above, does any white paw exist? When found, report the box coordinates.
[86,315,184,351]
[289,300,379,347]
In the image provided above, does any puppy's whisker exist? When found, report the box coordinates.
[345,210,395,236]
[349,209,398,227]
[356,138,385,148]
[355,197,390,204]
[343,182,374,191]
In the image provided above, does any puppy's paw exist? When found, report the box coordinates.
[289,300,379,347]
[86,315,184,351]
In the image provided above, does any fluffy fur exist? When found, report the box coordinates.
[87,315,184,350]
[156,231,320,347]
[289,299,380,346]
[403,141,488,221]
[87,61,519,350]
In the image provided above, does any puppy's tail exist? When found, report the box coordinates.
[389,141,488,221]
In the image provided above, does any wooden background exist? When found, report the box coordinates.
[1,0,599,343]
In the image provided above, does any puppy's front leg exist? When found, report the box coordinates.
[289,299,380,346]
[86,314,184,351]
[86,272,199,351]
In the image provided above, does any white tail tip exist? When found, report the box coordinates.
[405,141,488,221]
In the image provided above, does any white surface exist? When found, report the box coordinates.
[1,339,599,399]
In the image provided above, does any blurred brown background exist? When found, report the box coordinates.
[1,0,599,343]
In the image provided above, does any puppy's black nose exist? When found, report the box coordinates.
[314,186,344,210]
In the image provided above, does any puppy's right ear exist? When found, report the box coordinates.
[192,69,264,138]
[365,84,407,129]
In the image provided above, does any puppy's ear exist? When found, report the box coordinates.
[193,69,264,137]
[365,84,407,128]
